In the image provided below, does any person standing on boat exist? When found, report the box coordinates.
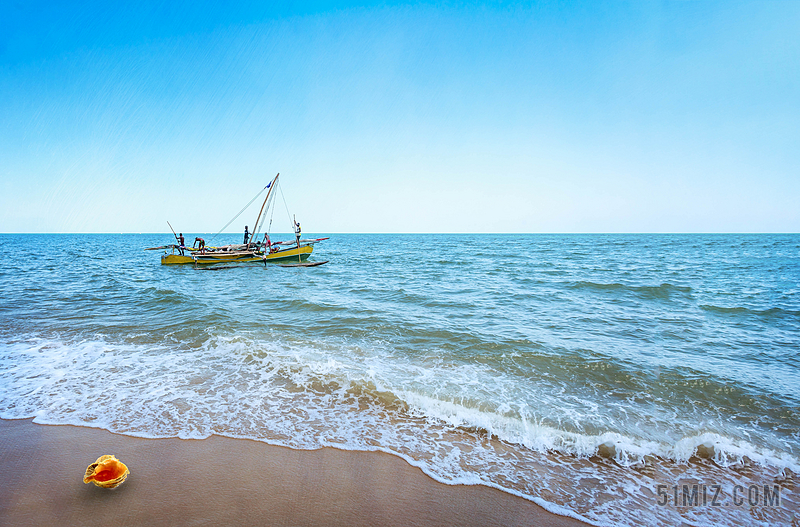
[193,237,205,253]
[178,233,185,256]
[264,233,278,254]
[243,225,250,245]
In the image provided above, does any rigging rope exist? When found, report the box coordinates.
[268,202,275,234]
[253,188,275,240]
[279,183,294,231]
[207,184,268,245]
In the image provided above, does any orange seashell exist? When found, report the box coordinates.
[83,455,130,489]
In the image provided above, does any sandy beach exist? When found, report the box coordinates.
[0,418,588,526]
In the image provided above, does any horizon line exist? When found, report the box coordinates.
[1,232,798,236]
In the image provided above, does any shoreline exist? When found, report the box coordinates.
[0,418,590,527]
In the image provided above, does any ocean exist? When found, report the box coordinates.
[1,233,798,526]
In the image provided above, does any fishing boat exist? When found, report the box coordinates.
[147,173,328,266]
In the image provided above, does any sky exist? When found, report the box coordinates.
[1,1,798,233]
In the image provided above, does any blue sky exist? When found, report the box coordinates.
[1,1,798,233]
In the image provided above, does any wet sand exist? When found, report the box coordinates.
[0,418,589,526]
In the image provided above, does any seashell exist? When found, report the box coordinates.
[83,455,130,489]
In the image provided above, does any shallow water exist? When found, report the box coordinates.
[1,233,798,525]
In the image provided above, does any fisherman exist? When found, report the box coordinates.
[193,237,205,253]
[264,233,278,254]
[178,233,185,256]
[244,225,250,245]
[294,220,301,236]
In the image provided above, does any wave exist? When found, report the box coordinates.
[2,334,798,527]
[396,388,799,472]
[700,304,800,318]
[2,335,796,473]
[568,281,692,300]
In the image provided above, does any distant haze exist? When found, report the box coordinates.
[1,1,798,233]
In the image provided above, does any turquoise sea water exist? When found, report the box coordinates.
[1,233,798,525]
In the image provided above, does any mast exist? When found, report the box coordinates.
[251,173,280,247]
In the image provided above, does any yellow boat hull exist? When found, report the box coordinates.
[161,253,195,264]
[161,245,313,265]
[264,245,312,263]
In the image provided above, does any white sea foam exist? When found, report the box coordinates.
[1,333,798,526]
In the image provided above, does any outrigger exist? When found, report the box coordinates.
[146,174,328,267]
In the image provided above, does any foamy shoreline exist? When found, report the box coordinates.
[0,418,590,527]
